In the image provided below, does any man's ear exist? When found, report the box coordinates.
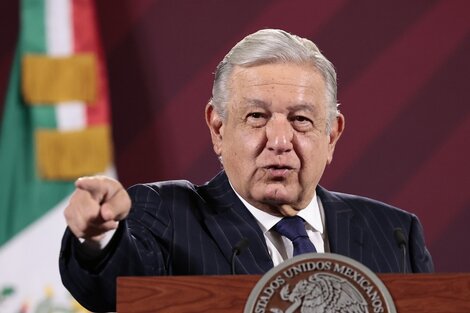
[205,103,224,156]
[327,113,345,164]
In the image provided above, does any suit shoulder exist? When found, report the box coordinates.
[127,179,200,200]
[129,179,196,192]
[126,172,230,204]
[319,187,415,221]
[127,178,221,208]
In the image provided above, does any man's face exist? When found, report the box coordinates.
[206,63,344,216]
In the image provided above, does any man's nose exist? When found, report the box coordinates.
[265,116,293,153]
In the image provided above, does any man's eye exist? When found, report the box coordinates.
[246,112,268,127]
[292,115,312,123]
[247,112,265,119]
[291,115,314,130]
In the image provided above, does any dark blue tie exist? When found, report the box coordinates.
[273,216,317,256]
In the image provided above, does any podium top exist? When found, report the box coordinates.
[117,273,470,313]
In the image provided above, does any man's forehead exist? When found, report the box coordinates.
[230,64,325,91]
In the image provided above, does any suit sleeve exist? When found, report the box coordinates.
[59,184,172,312]
[408,214,434,272]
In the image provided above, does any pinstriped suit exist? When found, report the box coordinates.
[59,171,433,312]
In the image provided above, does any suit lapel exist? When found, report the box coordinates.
[317,186,367,263]
[200,175,370,272]
[201,172,273,274]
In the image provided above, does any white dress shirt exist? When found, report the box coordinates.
[233,189,329,266]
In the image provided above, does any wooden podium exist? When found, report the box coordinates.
[118,273,470,312]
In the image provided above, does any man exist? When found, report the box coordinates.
[59,29,433,312]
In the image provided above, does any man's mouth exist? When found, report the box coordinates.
[264,165,294,177]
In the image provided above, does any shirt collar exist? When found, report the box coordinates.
[231,186,324,235]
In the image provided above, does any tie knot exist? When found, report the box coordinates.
[273,215,317,256]
[273,216,309,241]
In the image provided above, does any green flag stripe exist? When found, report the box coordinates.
[31,105,58,129]
[0,50,74,246]
[0,52,27,244]
[21,0,46,53]
[22,0,57,129]
[0,0,73,246]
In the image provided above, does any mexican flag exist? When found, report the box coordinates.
[0,0,113,312]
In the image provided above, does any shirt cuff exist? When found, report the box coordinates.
[77,225,118,259]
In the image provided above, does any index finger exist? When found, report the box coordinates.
[75,176,122,203]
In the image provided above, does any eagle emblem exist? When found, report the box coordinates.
[270,273,368,313]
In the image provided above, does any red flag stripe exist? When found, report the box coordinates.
[72,0,110,126]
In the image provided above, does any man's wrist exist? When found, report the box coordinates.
[77,225,118,259]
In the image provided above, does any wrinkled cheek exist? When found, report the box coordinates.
[251,166,268,180]
[247,172,267,195]
[299,159,321,179]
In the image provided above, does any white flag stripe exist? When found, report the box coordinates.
[0,166,116,312]
[45,0,72,56]
[56,101,87,131]
[0,197,74,311]
[46,0,88,131]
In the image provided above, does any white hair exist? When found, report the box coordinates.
[209,29,339,133]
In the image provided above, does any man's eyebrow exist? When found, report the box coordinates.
[243,98,271,108]
[288,103,316,112]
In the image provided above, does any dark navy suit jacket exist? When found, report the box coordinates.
[59,171,433,312]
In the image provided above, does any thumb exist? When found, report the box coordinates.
[100,187,131,222]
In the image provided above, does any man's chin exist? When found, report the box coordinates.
[260,185,297,205]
